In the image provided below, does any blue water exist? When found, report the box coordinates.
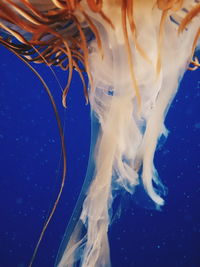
[0,45,199,267]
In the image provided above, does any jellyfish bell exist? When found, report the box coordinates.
[0,1,199,267]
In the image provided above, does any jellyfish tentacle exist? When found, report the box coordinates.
[0,45,67,267]
[121,0,141,109]
[0,1,200,267]
[178,2,200,32]
[189,55,200,70]
[81,10,104,59]
[127,0,151,64]
[157,9,168,75]
[0,0,94,106]
[56,3,200,266]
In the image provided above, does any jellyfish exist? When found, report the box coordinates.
[0,1,199,266]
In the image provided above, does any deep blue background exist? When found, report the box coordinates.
[0,45,199,267]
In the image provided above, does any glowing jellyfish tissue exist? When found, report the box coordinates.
[0,0,199,266]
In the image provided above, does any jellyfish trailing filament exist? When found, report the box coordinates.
[0,1,199,267]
